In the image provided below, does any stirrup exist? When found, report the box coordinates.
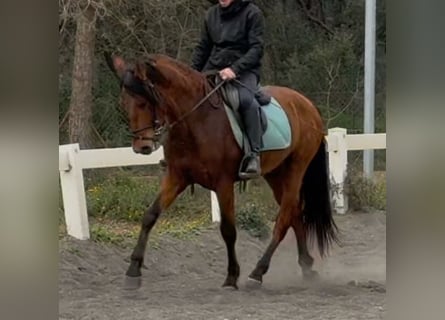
[238,154,261,180]
[239,170,261,180]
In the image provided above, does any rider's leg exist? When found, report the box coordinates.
[237,72,262,178]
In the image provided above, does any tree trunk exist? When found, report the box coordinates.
[68,5,95,148]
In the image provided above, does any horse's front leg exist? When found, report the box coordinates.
[216,181,240,289]
[125,171,186,289]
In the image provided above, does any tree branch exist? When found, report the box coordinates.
[296,0,334,36]
[59,109,70,130]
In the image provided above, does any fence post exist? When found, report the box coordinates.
[210,191,221,222]
[59,143,90,239]
[328,128,348,214]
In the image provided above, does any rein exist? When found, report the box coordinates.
[167,79,226,130]
[129,76,226,142]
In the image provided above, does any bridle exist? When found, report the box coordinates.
[121,69,165,142]
[126,70,226,142]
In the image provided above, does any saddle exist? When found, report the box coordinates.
[212,75,272,155]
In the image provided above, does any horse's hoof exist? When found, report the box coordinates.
[246,276,262,289]
[222,277,238,290]
[123,276,142,290]
[303,270,320,281]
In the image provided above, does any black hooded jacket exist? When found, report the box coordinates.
[191,0,264,77]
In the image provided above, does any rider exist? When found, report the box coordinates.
[191,0,265,178]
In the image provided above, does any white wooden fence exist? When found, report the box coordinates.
[59,127,386,240]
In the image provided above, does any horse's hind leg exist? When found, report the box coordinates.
[215,181,240,289]
[125,171,186,289]
[247,207,291,284]
[248,168,303,284]
[291,213,318,280]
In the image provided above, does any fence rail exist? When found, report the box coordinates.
[59,128,386,240]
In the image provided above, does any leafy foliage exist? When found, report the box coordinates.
[236,203,270,239]
[345,166,386,211]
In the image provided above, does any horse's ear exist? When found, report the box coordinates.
[135,59,168,85]
[104,52,126,79]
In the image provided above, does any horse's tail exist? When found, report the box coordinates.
[301,138,339,257]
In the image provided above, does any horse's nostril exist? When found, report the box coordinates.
[140,146,152,155]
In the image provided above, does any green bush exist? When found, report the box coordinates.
[236,203,270,239]
[345,167,386,212]
[236,180,278,220]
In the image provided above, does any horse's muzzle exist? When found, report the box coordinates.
[139,145,153,155]
[133,145,153,155]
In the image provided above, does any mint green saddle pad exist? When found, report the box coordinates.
[224,97,292,151]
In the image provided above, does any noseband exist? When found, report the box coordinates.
[128,121,164,141]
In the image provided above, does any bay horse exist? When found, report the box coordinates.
[106,53,338,290]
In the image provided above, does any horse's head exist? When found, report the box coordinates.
[106,54,171,155]
[106,53,208,155]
